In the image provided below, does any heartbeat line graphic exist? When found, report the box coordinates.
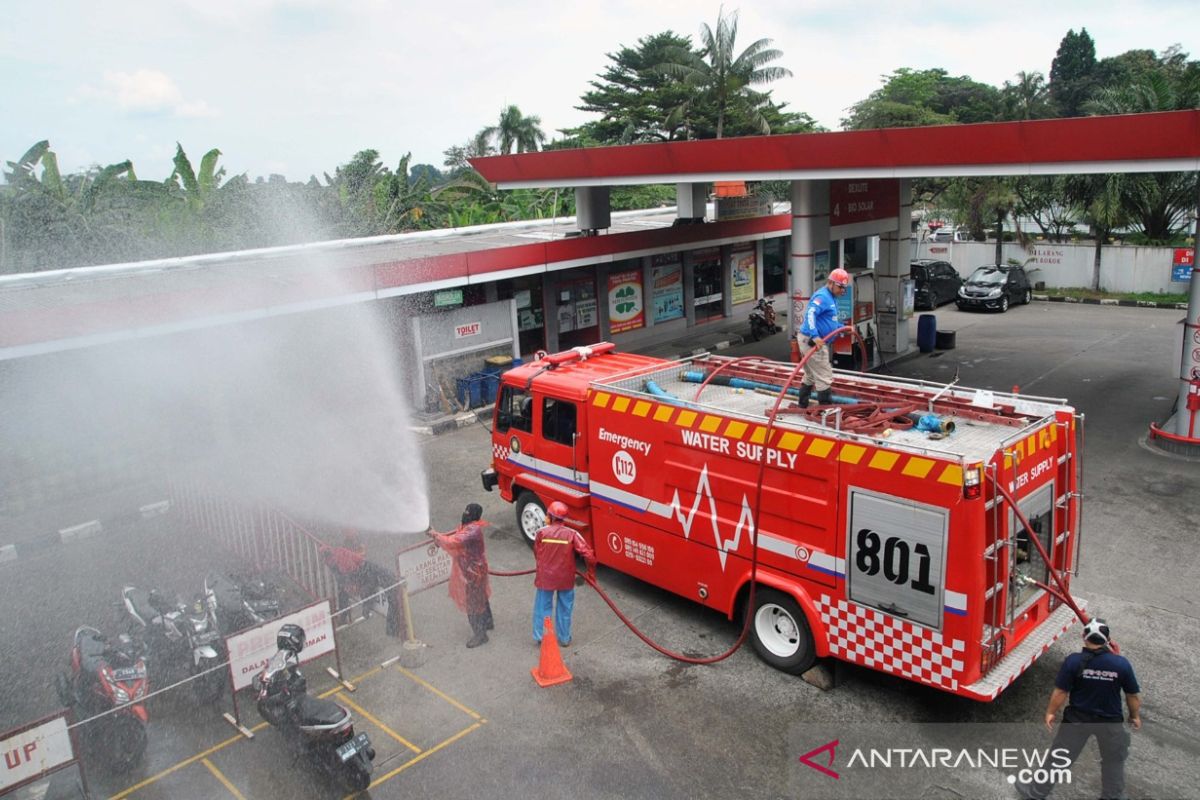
[671,464,756,570]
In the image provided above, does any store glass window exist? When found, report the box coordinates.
[691,247,724,323]
[555,274,599,350]
[763,237,788,296]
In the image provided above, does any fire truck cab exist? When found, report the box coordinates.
[482,343,1083,701]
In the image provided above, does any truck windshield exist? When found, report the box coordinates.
[496,387,533,434]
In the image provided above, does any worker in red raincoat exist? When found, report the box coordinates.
[427,503,493,648]
[533,501,595,648]
[320,529,368,618]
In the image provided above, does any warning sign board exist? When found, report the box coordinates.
[225,599,335,692]
[397,540,452,595]
[0,713,76,795]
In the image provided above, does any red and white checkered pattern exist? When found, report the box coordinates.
[493,443,510,462]
[816,594,965,692]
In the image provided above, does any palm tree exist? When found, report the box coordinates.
[1082,72,1199,242]
[658,7,792,138]
[1001,71,1053,120]
[1066,174,1126,290]
[480,105,546,155]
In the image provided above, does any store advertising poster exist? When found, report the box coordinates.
[651,255,684,322]
[608,270,645,333]
[731,248,756,305]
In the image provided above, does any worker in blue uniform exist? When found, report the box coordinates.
[796,268,851,407]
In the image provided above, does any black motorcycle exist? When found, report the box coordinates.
[254,623,374,792]
[204,571,282,634]
[55,626,149,773]
[748,297,781,341]
[121,586,226,704]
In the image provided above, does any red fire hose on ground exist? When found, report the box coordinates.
[489,326,869,666]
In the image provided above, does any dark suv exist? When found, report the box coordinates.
[956,264,1033,312]
[911,259,963,310]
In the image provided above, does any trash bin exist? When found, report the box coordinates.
[917,314,937,353]
[479,372,499,404]
[455,374,484,408]
[935,329,956,350]
[483,355,513,375]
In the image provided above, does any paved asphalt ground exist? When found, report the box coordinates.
[3,300,1197,800]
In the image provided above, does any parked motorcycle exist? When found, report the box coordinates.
[254,623,375,792]
[748,297,781,341]
[121,585,226,703]
[55,626,148,772]
[204,571,283,634]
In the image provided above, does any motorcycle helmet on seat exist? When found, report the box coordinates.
[1082,618,1110,646]
[277,623,306,654]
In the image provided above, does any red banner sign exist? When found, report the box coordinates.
[830,179,900,227]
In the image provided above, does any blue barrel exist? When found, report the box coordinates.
[456,374,484,407]
[917,314,937,353]
[479,372,499,404]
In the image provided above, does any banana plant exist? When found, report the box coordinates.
[169,143,226,211]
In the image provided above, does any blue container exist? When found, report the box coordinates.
[479,372,499,404]
[511,357,523,368]
[483,354,513,375]
[917,313,937,353]
[456,374,484,408]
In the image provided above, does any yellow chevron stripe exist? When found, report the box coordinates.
[593,392,611,408]
[653,405,674,423]
[777,432,804,451]
[902,457,935,479]
[632,400,652,417]
[938,464,963,485]
[868,451,900,471]
[839,444,866,464]
[699,415,722,433]
[806,438,834,459]
[748,426,766,444]
[675,410,698,428]
[612,396,630,413]
[724,420,748,439]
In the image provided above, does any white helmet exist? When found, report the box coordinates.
[1082,618,1110,646]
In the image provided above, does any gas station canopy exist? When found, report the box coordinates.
[471,110,1200,189]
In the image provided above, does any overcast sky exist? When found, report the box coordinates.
[2,1,1194,183]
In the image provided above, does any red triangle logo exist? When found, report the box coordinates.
[798,739,840,779]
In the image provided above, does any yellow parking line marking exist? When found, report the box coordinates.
[394,665,483,720]
[337,692,422,754]
[202,758,247,800]
[111,667,387,799]
[346,722,483,799]
[320,667,381,698]
[108,724,266,800]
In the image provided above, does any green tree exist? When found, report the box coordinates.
[480,105,546,155]
[1000,71,1053,120]
[658,7,792,138]
[1066,173,1126,290]
[569,31,697,144]
[1084,63,1199,242]
[169,143,227,211]
[842,68,999,129]
[1049,28,1097,117]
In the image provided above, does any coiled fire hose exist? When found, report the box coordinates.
[489,326,870,665]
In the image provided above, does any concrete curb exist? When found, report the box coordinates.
[1,500,170,564]
[1034,294,1188,310]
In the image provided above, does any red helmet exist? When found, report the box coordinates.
[828,268,851,288]
[547,501,568,520]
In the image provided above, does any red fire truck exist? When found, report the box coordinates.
[481,343,1083,701]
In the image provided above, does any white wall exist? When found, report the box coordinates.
[912,240,1191,294]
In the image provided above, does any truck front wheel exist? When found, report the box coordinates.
[749,588,815,675]
[515,491,546,548]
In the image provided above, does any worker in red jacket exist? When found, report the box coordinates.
[532,501,595,648]
[428,503,493,648]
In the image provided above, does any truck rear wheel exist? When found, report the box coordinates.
[515,491,546,547]
[749,588,815,675]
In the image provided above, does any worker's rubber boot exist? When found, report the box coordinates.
[795,384,813,407]
[466,631,488,648]
[816,389,833,406]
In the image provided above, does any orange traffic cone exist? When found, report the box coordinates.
[531,616,573,687]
